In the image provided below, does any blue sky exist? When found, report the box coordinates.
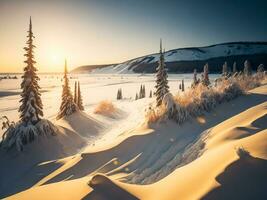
[0,0,267,72]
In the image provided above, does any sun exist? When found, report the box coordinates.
[48,51,65,71]
[51,53,63,65]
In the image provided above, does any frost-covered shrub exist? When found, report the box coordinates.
[0,119,57,151]
[146,71,265,125]
[199,89,217,112]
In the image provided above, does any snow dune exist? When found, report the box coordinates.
[6,83,267,200]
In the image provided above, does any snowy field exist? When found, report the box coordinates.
[0,73,219,139]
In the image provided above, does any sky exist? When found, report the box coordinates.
[0,0,267,73]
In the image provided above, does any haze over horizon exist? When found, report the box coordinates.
[0,0,267,73]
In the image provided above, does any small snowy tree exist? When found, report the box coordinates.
[139,85,143,99]
[257,64,265,73]
[74,81,77,105]
[233,62,237,73]
[117,88,122,100]
[201,63,210,87]
[143,85,146,98]
[181,79,185,92]
[191,69,200,88]
[155,39,169,106]
[57,60,77,119]
[149,90,152,98]
[135,93,138,100]
[244,60,252,76]
[222,61,228,77]
[77,81,84,110]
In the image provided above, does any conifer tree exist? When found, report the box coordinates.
[142,85,146,98]
[244,60,252,76]
[139,85,143,99]
[201,63,210,87]
[19,17,43,125]
[117,89,120,100]
[181,79,185,92]
[191,69,199,88]
[233,62,237,73]
[74,81,77,104]
[120,88,122,99]
[57,60,76,119]
[222,61,228,76]
[135,93,138,100]
[155,39,169,106]
[117,88,122,100]
[257,64,265,73]
[0,18,57,151]
[77,81,84,110]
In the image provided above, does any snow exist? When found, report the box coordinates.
[0,73,220,139]
[0,73,266,199]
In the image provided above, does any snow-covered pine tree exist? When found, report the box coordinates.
[19,17,43,125]
[120,88,122,99]
[0,18,58,151]
[74,81,77,104]
[117,89,120,100]
[222,61,228,77]
[57,60,77,119]
[142,85,146,98]
[181,79,185,92]
[155,39,169,106]
[117,88,122,100]
[233,62,237,73]
[135,93,138,100]
[191,69,199,88]
[257,64,265,73]
[244,60,252,76]
[201,63,210,87]
[77,81,84,110]
[139,85,143,99]
[149,90,152,98]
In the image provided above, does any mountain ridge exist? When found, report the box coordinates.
[72,41,267,74]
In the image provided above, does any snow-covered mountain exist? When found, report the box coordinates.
[72,42,267,74]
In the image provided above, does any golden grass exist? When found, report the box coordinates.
[145,104,166,124]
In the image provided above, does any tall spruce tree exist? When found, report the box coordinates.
[19,17,43,125]
[155,39,169,106]
[57,60,76,119]
[77,81,84,110]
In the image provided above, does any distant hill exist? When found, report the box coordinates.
[72,42,267,74]
[71,64,115,73]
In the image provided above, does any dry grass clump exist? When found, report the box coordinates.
[146,104,166,124]
[94,100,116,116]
